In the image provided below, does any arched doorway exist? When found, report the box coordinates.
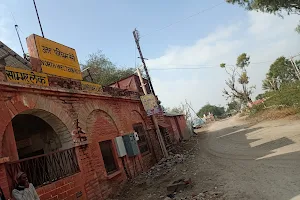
[12,114,61,159]
[4,109,80,190]
[10,109,71,159]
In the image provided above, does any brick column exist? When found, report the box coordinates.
[2,122,18,161]
[75,145,103,200]
[0,160,10,199]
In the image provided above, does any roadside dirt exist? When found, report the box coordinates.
[112,116,300,200]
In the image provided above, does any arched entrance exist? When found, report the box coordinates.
[12,114,61,159]
[9,109,71,159]
[4,109,80,190]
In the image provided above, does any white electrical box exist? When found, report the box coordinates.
[114,136,127,157]
[133,132,139,141]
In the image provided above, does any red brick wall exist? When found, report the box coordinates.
[165,117,181,143]
[0,83,166,200]
[36,173,85,200]
[175,116,188,139]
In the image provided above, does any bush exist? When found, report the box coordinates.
[249,81,300,117]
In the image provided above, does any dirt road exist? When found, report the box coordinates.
[205,117,300,200]
[117,117,300,200]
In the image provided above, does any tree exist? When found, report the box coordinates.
[163,106,185,114]
[197,104,225,118]
[255,93,265,100]
[220,53,255,104]
[81,51,135,85]
[226,0,300,33]
[262,56,299,91]
[227,100,241,113]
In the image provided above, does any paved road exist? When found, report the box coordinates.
[201,117,300,200]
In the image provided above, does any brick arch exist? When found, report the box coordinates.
[130,110,147,125]
[78,101,121,133]
[4,94,74,132]
[18,109,73,149]
[86,109,120,136]
[1,94,74,152]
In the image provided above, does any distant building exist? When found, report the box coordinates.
[109,74,151,94]
[164,113,189,143]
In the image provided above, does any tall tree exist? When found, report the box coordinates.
[81,51,135,85]
[220,53,255,104]
[226,0,300,33]
[262,56,299,91]
[197,104,225,118]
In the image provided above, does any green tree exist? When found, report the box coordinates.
[255,93,265,100]
[226,0,300,33]
[262,57,299,91]
[197,104,225,118]
[227,100,241,113]
[81,51,135,85]
[220,53,255,104]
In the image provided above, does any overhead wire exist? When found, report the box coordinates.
[146,55,300,71]
[142,1,225,37]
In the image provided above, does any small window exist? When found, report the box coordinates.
[133,123,150,155]
[99,140,118,174]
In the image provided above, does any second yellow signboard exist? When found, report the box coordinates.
[34,34,82,80]
[81,81,102,93]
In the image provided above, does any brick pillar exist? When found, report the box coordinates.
[147,129,163,161]
[75,146,103,200]
[2,122,18,161]
[26,34,41,72]
[0,162,10,199]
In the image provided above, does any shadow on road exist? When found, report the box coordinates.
[202,123,300,200]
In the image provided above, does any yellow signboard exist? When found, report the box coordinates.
[81,81,102,93]
[5,66,49,86]
[140,94,161,116]
[34,35,82,80]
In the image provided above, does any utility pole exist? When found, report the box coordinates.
[133,29,156,96]
[32,0,45,38]
[290,57,300,80]
[136,68,168,158]
[14,25,26,58]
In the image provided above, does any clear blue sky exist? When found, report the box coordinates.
[3,0,244,65]
[1,0,299,111]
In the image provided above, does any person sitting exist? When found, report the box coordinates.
[12,172,39,200]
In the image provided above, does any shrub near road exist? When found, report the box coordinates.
[250,81,300,117]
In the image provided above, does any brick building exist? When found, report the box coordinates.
[164,113,189,143]
[0,40,170,199]
[108,74,151,94]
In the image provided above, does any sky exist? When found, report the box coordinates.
[0,0,299,112]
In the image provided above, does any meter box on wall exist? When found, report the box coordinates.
[114,136,127,157]
[122,133,140,157]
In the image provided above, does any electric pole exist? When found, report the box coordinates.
[14,25,26,58]
[136,68,168,158]
[133,29,156,96]
[290,56,300,80]
[32,0,45,38]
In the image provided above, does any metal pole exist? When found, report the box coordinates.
[14,25,25,57]
[136,68,168,158]
[133,29,156,96]
[87,68,94,83]
[32,0,45,38]
[290,58,300,80]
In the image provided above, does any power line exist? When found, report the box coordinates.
[10,9,27,36]
[147,61,275,70]
[142,1,225,37]
[146,54,300,71]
